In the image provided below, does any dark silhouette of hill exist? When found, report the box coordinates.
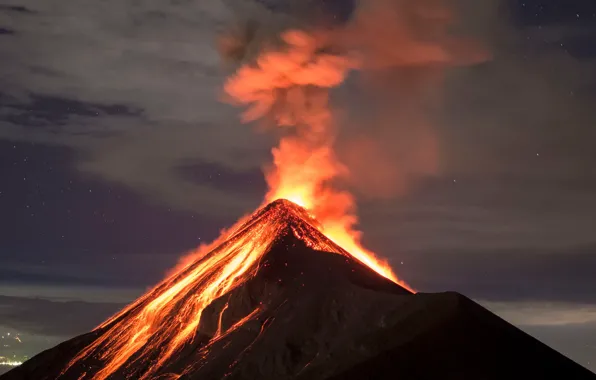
[2,200,594,379]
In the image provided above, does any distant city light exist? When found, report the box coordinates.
[0,360,23,366]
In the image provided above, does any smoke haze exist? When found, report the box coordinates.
[219,0,488,200]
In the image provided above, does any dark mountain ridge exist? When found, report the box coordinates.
[2,200,594,379]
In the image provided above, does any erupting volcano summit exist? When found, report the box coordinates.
[2,200,594,380]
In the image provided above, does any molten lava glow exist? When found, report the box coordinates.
[61,29,413,380]
[61,201,364,379]
[225,30,410,288]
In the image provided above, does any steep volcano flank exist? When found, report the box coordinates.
[4,201,595,379]
[97,200,347,328]
[51,199,410,380]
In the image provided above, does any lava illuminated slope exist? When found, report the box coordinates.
[4,199,410,380]
[3,200,594,380]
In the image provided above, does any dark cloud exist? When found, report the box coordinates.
[177,161,266,197]
[0,27,14,35]
[0,92,142,128]
[0,141,237,260]
[524,322,596,370]
[563,33,596,58]
[0,5,35,14]
[0,295,122,336]
[435,19,596,187]
[512,0,596,26]
[251,0,355,23]
[0,268,105,288]
[400,245,596,304]
[0,0,265,216]
[358,173,596,304]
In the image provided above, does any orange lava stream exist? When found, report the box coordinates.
[266,151,410,290]
[62,210,279,380]
[225,29,412,290]
[62,28,413,380]
[62,201,369,379]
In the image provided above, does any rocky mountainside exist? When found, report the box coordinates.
[2,200,594,380]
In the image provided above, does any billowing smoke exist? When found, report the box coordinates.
[219,0,486,199]
[222,26,370,273]
[335,0,487,198]
[216,0,486,285]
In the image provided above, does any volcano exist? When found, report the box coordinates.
[2,199,594,380]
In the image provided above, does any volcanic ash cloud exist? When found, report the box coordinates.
[216,0,487,286]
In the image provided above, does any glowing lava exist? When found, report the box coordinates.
[60,200,404,379]
[61,27,413,380]
[225,30,409,288]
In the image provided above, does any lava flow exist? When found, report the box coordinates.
[61,26,412,380]
[224,29,409,288]
[60,199,400,380]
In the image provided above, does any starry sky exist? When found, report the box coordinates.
[0,0,595,373]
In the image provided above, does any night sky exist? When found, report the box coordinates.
[1,0,595,373]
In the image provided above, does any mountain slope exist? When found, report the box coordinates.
[2,200,594,380]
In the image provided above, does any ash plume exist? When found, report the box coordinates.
[215,0,486,283]
[218,0,488,200]
[336,0,488,198]
[222,25,398,284]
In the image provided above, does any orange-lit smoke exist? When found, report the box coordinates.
[223,29,406,286]
[56,3,488,378]
[335,0,487,198]
[221,0,487,287]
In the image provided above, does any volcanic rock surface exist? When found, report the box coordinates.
[2,200,594,380]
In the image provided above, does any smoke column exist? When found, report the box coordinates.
[217,0,485,286]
